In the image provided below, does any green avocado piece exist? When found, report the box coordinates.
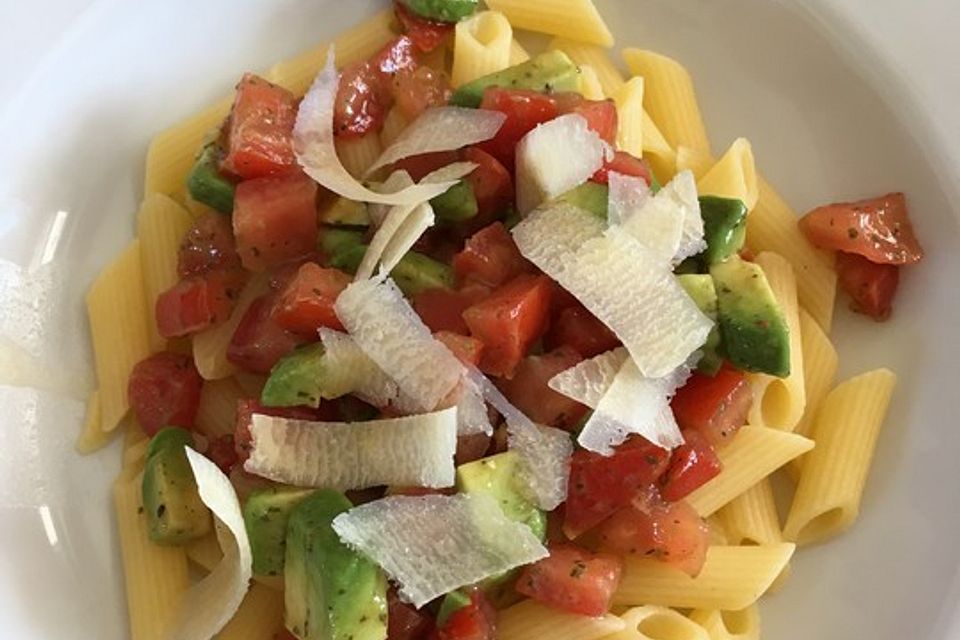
[451,51,581,108]
[553,182,609,220]
[320,197,370,227]
[391,251,455,296]
[285,490,388,640]
[699,196,748,266]
[261,343,327,409]
[142,427,212,545]
[711,256,791,377]
[186,143,235,214]
[436,590,472,627]
[401,0,478,22]
[677,274,723,376]
[244,486,316,577]
[455,452,546,539]
[431,180,479,222]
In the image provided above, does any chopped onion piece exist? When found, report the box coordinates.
[547,347,628,408]
[169,449,252,640]
[244,409,457,489]
[318,328,401,408]
[293,46,464,205]
[365,106,506,176]
[607,172,651,226]
[332,493,548,608]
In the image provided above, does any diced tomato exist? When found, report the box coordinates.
[372,35,419,82]
[591,151,653,186]
[392,66,452,121]
[835,251,900,321]
[435,331,485,367]
[395,1,455,52]
[477,88,559,170]
[553,93,618,145]
[463,147,513,223]
[670,364,752,446]
[544,305,620,358]
[799,192,923,265]
[387,587,434,640]
[463,274,553,378]
[413,287,483,335]
[597,495,709,577]
[206,434,239,473]
[660,430,722,502]
[128,352,203,437]
[177,213,242,278]
[271,263,350,337]
[234,399,321,461]
[393,150,462,181]
[515,544,622,617]
[227,294,305,374]
[334,61,388,138]
[434,589,496,640]
[456,432,493,466]
[155,269,247,338]
[497,347,588,430]
[452,222,531,288]
[221,74,298,179]
[233,171,318,272]
[564,437,671,538]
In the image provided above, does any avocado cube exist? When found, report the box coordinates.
[261,343,327,409]
[401,0,478,22]
[553,182,609,220]
[186,143,236,214]
[699,196,748,266]
[320,197,370,227]
[456,452,546,540]
[451,51,581,108]
[391,252,455,296]
[243,486,316,576]
[142,427,212,545]
[678,274,723,376]
[431,180,479,222]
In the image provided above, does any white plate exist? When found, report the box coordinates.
[1,1,959,638]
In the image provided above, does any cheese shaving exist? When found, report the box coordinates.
[318,328,400,408]
[607,172,651,227]
[663,170,706,263]
[547,348,628,408]
[510,202,604,276]
[332,493,548,607]
[244,409,458,489]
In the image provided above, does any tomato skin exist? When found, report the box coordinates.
[155,269,247,338]
[128,352,203,437]
[515,544,622,617]
[462,147,513,223]
[434,589,496,640]
[392,66,452,121]
[835,251,900,321]
[335,61,388,138]
[413,287,485,335]
[553,93,618,145]
[206,434,239,473]
[497,347,588,430]
[227,294,305,374]
[564,437,671,538]
[463,274,553,378]
[435,330,485,367]
[452,222,531,288]
[387,587,434,640]
[373,35,419,81]
[544,305,620,358]
[232,171,319,273]
[177,213,242,278]
[591,151,652,186]
[271,263,351,337]
[799,192,923,264]
[222,74,298,180]
[395,1,455,52]
[660,430,722,502]
[477,88,559,170]
[670,364,752,446]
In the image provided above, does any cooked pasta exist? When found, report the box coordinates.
[603,605,710,640]
[484,0,614,47]
[548,37,625,97]
[696,139,759,212]
[380,106,410,149]
[74,389,115,454]
[674,146,713,179]
[717,479,790,590]
[613,544,795,610]
[509,38,531,65]
[784,369,897,545]
[497,599,625,640]
[451,11,514,87]
[688,606,761,640]
[578,65,607,101]
[216,584,285,640]
[195,376,245,438]
[641,111,677,181]
[614,77,645,158]
[336,133,384,179]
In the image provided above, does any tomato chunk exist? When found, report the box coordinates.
[234,399,322,462]
[392,66,452,121]
[395,1,455,52]
[591,151,653,186]
[463,147,513,223]
[452,222,530,288]
[477,88,559,170]
[272,263,351,337]
[435,331,485,367]
[597,494,709,577]
[564,436,671,538]
[222,74,298,179]
[206,434,239,473]
[387,587,434,640]
[128,352,203,437]
[434,588,496,640]
[553,93,618,145]
[515,544,622,617]
[155,269,246,338]
[227,294,305,374]
[799,192,923,264]
[233,171,318,272]
[463,274,553,378]
[835,250,900,321]
[177,213,242,278]
[660,430,722,502]
[670,364,752,446]
[497,347,588,430]
[544,305,620,358]
[335,61,388,138]
[413,287,485,335]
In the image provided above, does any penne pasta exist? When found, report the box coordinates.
[674,146,713,179]
[485,0,614,47]
[336,133,384,179]
[613,77,645,158]
[717,478,790,590]
[216,583,285,640]
[379,106,410,149]
[75,389,116,454]
[509,38,531,65]
[549,37,625,97]
[697,139,759,212]
[606,606,711,640]
[688,605,761,640]
[578,65,607,101]
[451,11,514,87]
[498,599,625,640]
[195,376,246,438]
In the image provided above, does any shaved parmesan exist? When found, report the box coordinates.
[244,409,457,489]
[607,172,651,226]
[510,202,604,275]
[452,377,493,436]
[663,170,706,263]
[332,493,548,607]
[548,347,628,408]
[368,170,414,226]
[293,46,463,205]
[168,449,252,640]
[515,114,608,214]
[620,192,683,265]
[318,328,399,408]
[365,106,505,176]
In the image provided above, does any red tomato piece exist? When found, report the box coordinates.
[799,192,923,265]
[155,269,247,338]
[177,213,242,278]
[564,437,671,538]
[456,432,493,466]
[544,305,620,358]
[233,171,319,272]
[515,544,622,617]
[392,66,453,121]
[206,434,239,473]
[497,347,588,430]
[272,262,351,337]
[597,495,709,577]
[435,330,485,367]
[335,61,388,138]
[660,430,723,502]
[452,222,530,288]
[835,250,900,321]
[463,274,553,378]
[372,35,419,82]
[477,88,559,170]
[463,147,513,223]
[234,399,321,462]
[670,364,752,446]
[591,151,653,186]
[128,352,203,437]
[387,587,435,640]
[221,74,298,179]
[435,589,497,640]
[413,287,485,335]
[227,294,305,374]
[395,1,455,52]
[553,93,618,145]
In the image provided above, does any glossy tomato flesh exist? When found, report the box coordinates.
[544,304,620,358]
[413,286,487,335]
[177,213,241,278]
[271,262,351,337]
[463,147,513,223]
[515,544,622,617]
[222,74,298,179]
[434,330,485,367]
[155,269,247,338]
[452,222,530,288]
[670,363,752,446]
[553,93,618,145]
[497,347,588,430]
[477,88,559,170]
[226,294,305,374]
[394,1,455,52]
[835,250,900,320]
[591,151,653,186]
[128,352,203,437]
[659,430,723,502]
